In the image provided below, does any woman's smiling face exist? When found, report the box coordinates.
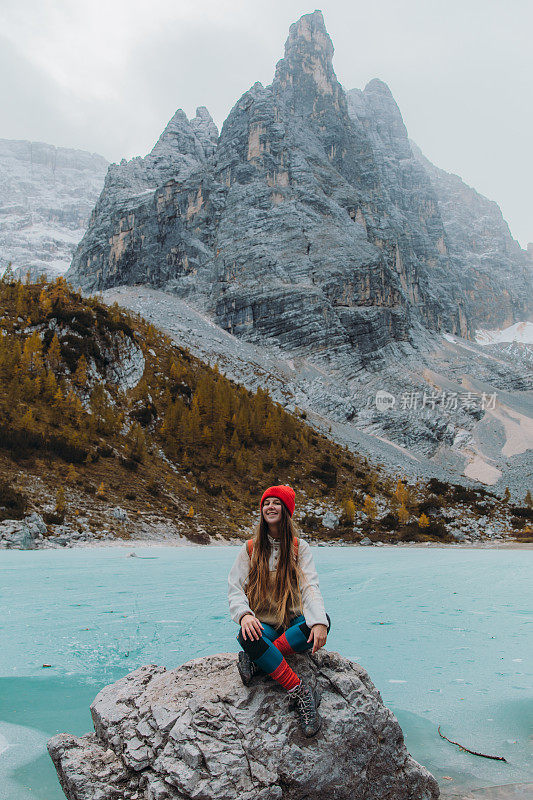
[262,496,282,526]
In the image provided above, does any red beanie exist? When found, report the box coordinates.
[260,485,296,517]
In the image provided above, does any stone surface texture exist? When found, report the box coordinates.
[48,651,440,800]
[0,139,108,278]
[410,142,531,330]
[0,513,45,549]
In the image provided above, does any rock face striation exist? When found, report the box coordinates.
[68,10,532,359]
[48,651,440,800]
[0,139,108,278]
[65,10,533,492]
[411,142,531,330]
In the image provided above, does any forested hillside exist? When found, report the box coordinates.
[1,270,530,545]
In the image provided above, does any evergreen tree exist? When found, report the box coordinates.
[125,423,147,463]
[397,503,409,524]
[342,497,356,524]
[47,334,61,371]
[48,276,69,307]
[20,407,35,430]
[393,479,409,506]
[264,409,281,440]
[21,331,44,376]
[363,495,378,521]
[15,282,25,317]
[89,384,120,435]
[188,397,201,443]
[1,263,15,285]
[55,486,66,516]
[43,370,58,402]
[39,287,52,315]
[169,360,185,382]
[67,465,78,483]
[74,355,88,387]
[201,425,213,446]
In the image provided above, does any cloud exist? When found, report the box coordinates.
[0,0,531,245]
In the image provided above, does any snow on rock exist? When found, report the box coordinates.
[0,138,108,278]
[101,285,533,500]
[476,321,533,346]
[104,335,145,391]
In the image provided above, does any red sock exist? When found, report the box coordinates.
[270,658,301,691]
[273,633,294,656]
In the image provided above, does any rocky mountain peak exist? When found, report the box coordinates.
[150,108,206,162]
[0,138,107,278]
[364,78,394,97]
[68,8,532,347]
[347,79,410,158]
[273,10,339,110]
[190,105,218,147]
[283,9,333,62]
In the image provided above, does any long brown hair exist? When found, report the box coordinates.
[245,500,306,627]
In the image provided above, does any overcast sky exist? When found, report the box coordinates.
[1,0,531,247]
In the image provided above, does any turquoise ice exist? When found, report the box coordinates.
[0,546,531,799]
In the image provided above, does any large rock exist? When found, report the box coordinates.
[48,651,440,800]
[0,512,47,549]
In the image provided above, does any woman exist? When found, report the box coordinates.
[227,484,331,737]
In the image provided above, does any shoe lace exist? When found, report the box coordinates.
[296,687,315,723]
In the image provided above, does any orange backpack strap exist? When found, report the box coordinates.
[247,536,298,557]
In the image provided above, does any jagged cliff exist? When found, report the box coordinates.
[411,141,532,329]
[65,11,533,491]
[0,139,108,277]
[70,10,532,359]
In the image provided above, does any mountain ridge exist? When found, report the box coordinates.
[0,138,108,278]
[13,9,530,494]
[68,10,532,345]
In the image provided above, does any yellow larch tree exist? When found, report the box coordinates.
[363,495,378,521]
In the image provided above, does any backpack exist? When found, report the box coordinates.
[247,536,299,559]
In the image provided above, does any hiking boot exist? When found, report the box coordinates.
[288,680,322,737]
[237,651,262,686]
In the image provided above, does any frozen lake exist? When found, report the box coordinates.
[0,545,531,799]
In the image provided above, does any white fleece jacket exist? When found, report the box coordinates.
[227,534,328,628]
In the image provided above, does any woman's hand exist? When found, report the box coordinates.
[240,613,264,641]
[307,623,328,654]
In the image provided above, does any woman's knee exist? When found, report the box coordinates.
[237,630,270,661]
[284,613,331,650]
